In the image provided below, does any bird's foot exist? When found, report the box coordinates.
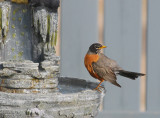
[93,86,105,93]
[93,87,102,93]
[99,85,105,89]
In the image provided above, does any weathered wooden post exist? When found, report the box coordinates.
[0,0,105,117]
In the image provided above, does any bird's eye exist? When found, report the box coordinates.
[95,45,100,49]
[95,46,98,49]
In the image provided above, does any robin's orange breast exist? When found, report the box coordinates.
[84,54,101,80]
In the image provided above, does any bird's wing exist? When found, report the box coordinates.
[99,53,122,71]
[92,61,121,87]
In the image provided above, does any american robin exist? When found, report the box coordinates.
[84,43,145,92]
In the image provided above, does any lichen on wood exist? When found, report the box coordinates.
[33,8,58,49]
[0,2,11,43]
[49,12,58,47]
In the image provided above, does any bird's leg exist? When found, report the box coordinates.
[99,85,105,89]
[94,80,104,92]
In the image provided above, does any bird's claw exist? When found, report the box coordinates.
[99,85,105,89]
[93,85,106,93]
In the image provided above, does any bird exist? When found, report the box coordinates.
[84,43,145,92]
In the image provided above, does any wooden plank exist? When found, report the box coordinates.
[103,0,142,111]
[60,0,99,81]
[140,0,147,112]
[147,0,160,111]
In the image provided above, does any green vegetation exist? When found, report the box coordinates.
[13,55,17,59]
[11,48,15,52]
[54,30,58,46]
[21,32,24,36]
[12,17,16,21]
[18,51,23,57]
[18,17,22,22]
[16,41,19,45]
[12,33,16,38]
[22,9,27,13]
[12,24,15,29]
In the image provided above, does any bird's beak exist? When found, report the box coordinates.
[99,45,107,49]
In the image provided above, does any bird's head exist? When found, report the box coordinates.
[88,43,107,54]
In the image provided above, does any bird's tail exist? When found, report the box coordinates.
[117,70,145,80]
